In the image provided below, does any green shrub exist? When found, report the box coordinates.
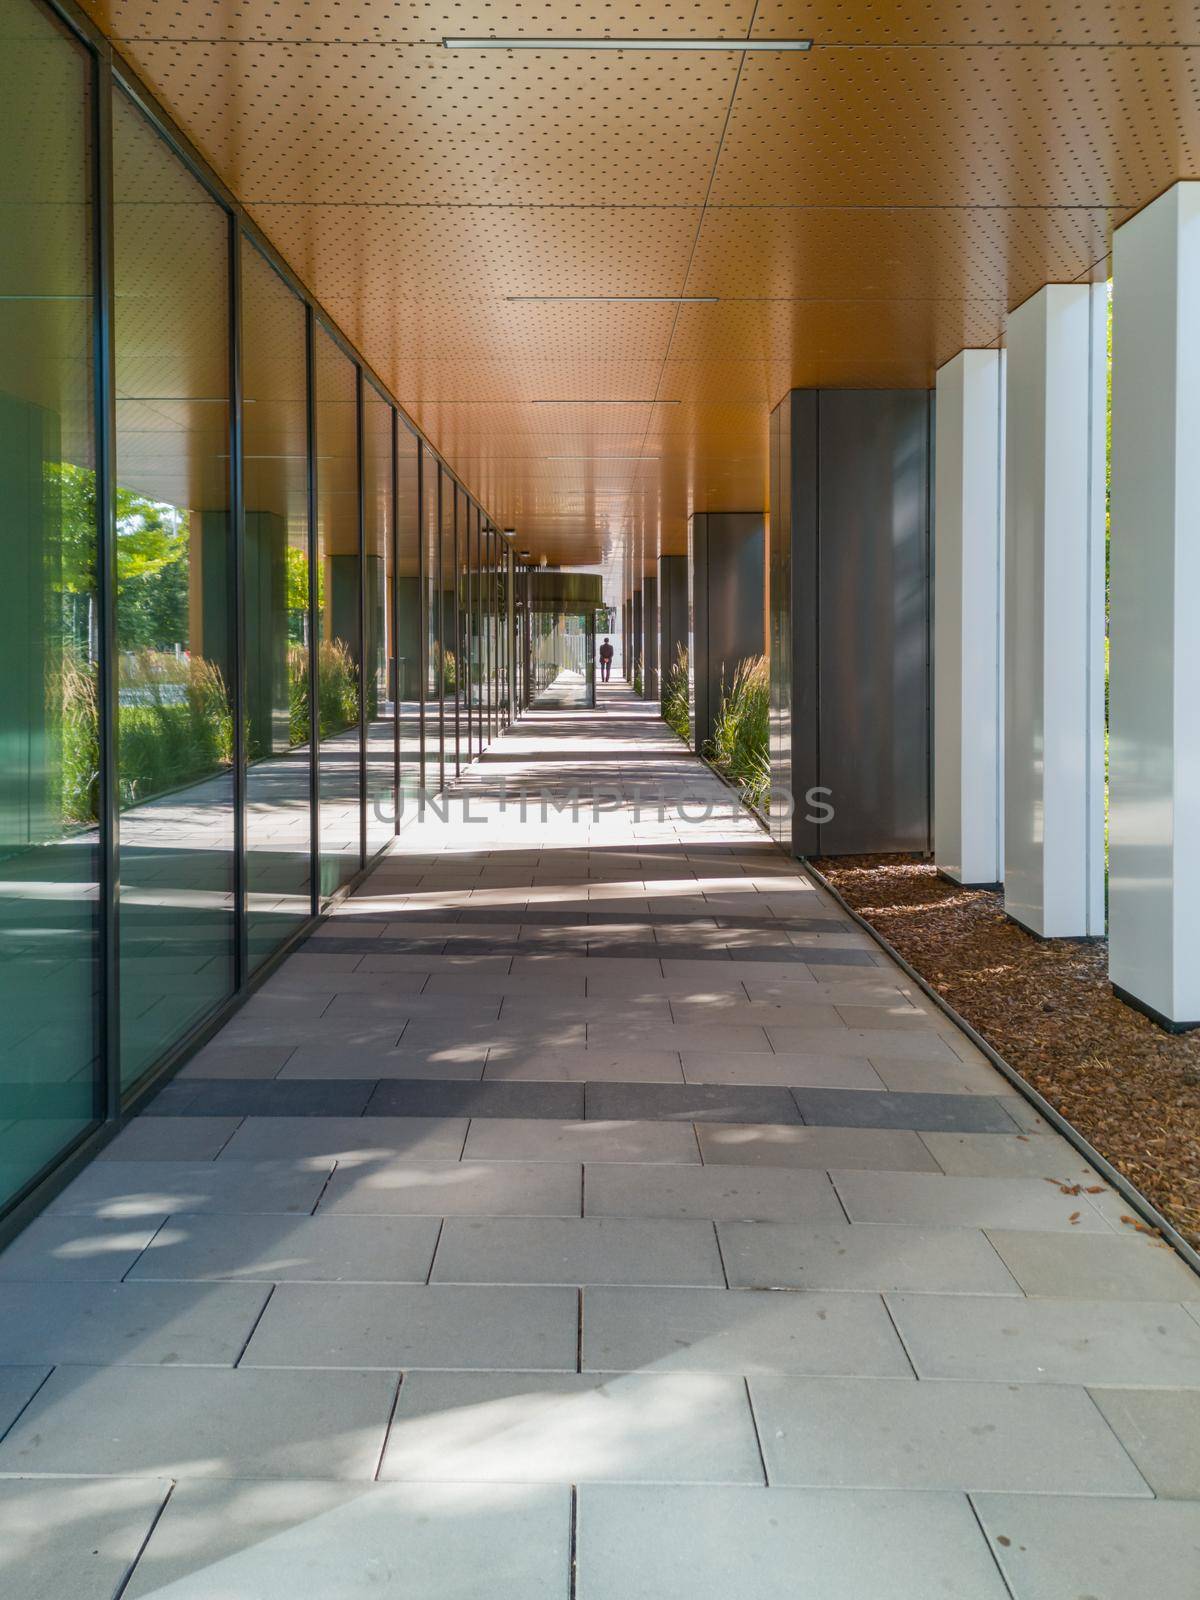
[116,651,233,806]
[706,654,770,811]
[432,642,457,695]
[59,652,101,825]
[633,653,643,697]
[661,643,690,743]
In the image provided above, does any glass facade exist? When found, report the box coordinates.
[0,0,514,1228]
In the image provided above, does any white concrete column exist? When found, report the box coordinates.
[1109,183,1200,1027]
[934,349,1005,886]
[1003,283,1107,937]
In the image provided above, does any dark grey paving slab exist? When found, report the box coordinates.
[318,1159,583,1217]
[155,1080,377,1118]
[717,1220,1019,1295]
[0,1215,162,1281]
[887,1293,1200,1385]
[431,1217,724,1286]
[1089,1388,1200,1498]
[0,1478,172,1600]
[972,1495,1200,1600]
[366,1080,585,1120]
[582,1164,844,1223]
[241,1282,579,1371]
[576,1486,1010,1600]
[47,1159,335,1218]
[584,1081,801,1125]
[792,1088,1019,1132]
[582,1286,911,1376]
[751,1376,1150,1494]
[0,1366,397,1480]
[121,1480,572,1600]
[381,1371,764,1484]
[127,1213,442,1283]
[0,1281,270,1366]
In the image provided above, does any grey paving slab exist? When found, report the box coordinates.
[241,1282,579,1371]
[122,1479,572,1600]
[582,1286,911,1376]
[681,1051,887,1089]
[985,1229,1200,1300]
[831,1169,1111,1231]
[366,1079,585,1119]
[1088,1388,1200,1498]
[887,1293,1200,1385]
[576,1485,1010,1600]
[278,1045,487,1080]
[751,1376,1150,1494]
[0,1214,162,1281]
[872,1055,1012,1094]
[179,1043,296,1079]
[464,1117,701,1164]
[0,1280,270,1366]
[218,1116,468,1162]
[0,1366,50,1434]
[127,1212,442,1283]
[380,1371,764,1484]
[696,1124,939,1172]
[0,1477,172,1600]
[587,1021,774,1054]
[485,1047,685,1082]
[919,1131,1106,1180]
[318,1159,583,1217]
[670,999,847,1029]
[793,1088,1018,1132]
[47,1159,334,1217]
[972,1495,1200,1600]
[718,1220,1019,1295]
[97,1117,243,1161]
[431,1217,724,1286]
[767,1025,960,1061]
[0,1365,397,1479]
[583,1163,845,1223]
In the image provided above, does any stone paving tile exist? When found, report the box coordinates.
[872,1055,1015,1094]
[0,1366,50,1433]
[767,1025,960,1062]
[887,1293,1200,1385]
[576,1486,1010,1600]
[97,1117,244,1161]
[157,1080,377,1118]
[1088,1388,1200,1498]
[463,1117,701,1164]
[0,1366,398,1479]
[121,1480,572,1600]
[366,1080,585,1120]
[318,1159,583,1218]
[0,1280,270,1365]
[484,1048,685,1083]
[582,1286,911,1376]
[793,1087,1019,1133]
[582,1164,844,1223]
[972,1495,1200,1600]
[127,1213,443,1284]
[587,1021,775,1055]
[680,1051,886,1090]
[918,1131,1105,1181]
[278,1046,487,1081]
[380,1371,764,1484]
[985,1229,1200,1300]
[431,1217,724,1286]
[831,1170,1111,1231]
[750,1376,1151,1494]
[179,1043,296,1079]
[0,1478,172,1600]
[241,1283,579,1371]
[218,1116,468,1162]
[0,1215,163,1281]
[46,1159,334,1218]
[585,1081,802,1125]
[717,1220,1019,1295]
[697,1124,939,1172]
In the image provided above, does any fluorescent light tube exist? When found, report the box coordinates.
[444,37,812,51]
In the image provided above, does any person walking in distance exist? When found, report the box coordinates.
[598,636,614,683]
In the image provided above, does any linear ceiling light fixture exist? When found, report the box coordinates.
[506,295,717,304]
[532,399,680,405]
[444,37,812,50]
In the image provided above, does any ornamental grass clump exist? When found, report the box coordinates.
[661,643,690,743]
[706,654,770,811]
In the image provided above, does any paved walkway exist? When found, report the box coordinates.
[3,682,1200,1598]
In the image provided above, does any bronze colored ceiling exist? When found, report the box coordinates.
[82,1,1200,570]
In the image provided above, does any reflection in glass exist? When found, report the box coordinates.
[422,443,441,791]
[439,466,460,777]
[242,239,312,969]
[313,323,361,897]
[396,425,420,812]
[363,380,394,858]
[113,89,235,1088]
[0,0,100,1200]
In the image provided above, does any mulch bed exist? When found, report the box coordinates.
[813,854,1200,1250]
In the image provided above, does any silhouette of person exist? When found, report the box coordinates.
[599,636,614,683]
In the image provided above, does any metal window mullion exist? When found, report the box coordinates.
[305,305,320,914]
[356,365,367,871]
[93,36,120,1119]
[436,468,445,793]
[390,407,401,834]
[229,217,248,989]
[452,486,461,776]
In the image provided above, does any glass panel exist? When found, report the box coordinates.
[363,382,393,858]
[113,90,234,1088]
[422,443,441,791]
[439,467,459,776]
[467,501,480,759]
[241,239,311,970]
[313,324,360,897]
[396,424,419,818]
[0,0,100,1203]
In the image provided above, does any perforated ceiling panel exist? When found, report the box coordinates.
[80,0,1200,566]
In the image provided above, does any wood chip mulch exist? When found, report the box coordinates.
[812,853,1200,1249]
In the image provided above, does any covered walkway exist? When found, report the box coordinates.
[2,685,1200,1597]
